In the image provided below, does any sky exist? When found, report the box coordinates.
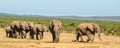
[0,0,120,16]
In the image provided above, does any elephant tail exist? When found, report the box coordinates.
[98,32,102,41]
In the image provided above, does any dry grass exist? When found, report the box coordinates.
[0,28,120,48]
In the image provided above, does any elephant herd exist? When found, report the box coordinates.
[6,21,48,40]
[6,19,102,43]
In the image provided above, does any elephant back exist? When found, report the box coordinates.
[78,23,89,32]
[10,21,21,29]
[36,24,43,32]
[20,21,28,30]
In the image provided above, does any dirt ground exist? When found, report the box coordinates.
[0,28,120,48]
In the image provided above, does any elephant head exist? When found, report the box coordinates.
[27,22,34,30]
[49,19,62,43]
[89,23,102,41]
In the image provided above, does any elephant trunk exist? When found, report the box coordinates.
[41,32,44,39]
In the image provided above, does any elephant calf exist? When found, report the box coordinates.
[49,19,62,43]
[76,23,102,42]
[6,26,13,38]
[30,24,48,40]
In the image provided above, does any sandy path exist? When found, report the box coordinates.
[0,28,120,48]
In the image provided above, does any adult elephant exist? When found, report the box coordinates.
[30,24,48,40]
[6,26,13,38]
[20,21,34,39]
[76,23,102,42]
[49,19,62,43]
[10,21,21,38]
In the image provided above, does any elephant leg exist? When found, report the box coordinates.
[10,32,14,38]
[6,31,8,37]
[15,31,20,39]
[30,31,34,39]
[52,32,55,43]
[32,34,34,39]
[36,33,39,40]
[12,31,16,38]
[30,33,34,39]
[77,30,84,42]
[55,32,58,43]
[57,31,60,42]
[20,32,23,39]
[91,33,95,42]
[41,32,43,39]
[8,32,10,38]
[39,32,42,40]
[36,34,38,40]
[24,32,27,38]
[86,31,92,42]
[80,35,84,42]
[76,32,80,42]
[20,31,24,39]
[16,32,19,38]
[30,34,34,39]
[23,31,27,38]
[39,32,44,40]
[8,32,12,38]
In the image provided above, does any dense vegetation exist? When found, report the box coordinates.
[0,15,120,36]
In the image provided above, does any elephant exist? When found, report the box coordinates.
[76,23,102,42]
[30,24,48,40]
[20,21,32,39]
[6,26,13,38]
[10,21,22,38]
[49,19,62,43]
[10,21,34,39]
[14,21,34,39]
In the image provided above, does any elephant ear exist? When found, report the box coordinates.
[49,21,53,30]
[89,23,100,32]
[87,24,94,32]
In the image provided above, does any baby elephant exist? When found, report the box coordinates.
[30,24,48,40]
[6,26,13,38]
[76,23,102,42]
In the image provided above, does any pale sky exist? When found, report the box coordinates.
[0,0,120,16]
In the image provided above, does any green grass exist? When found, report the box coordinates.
[0,15,120,36]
